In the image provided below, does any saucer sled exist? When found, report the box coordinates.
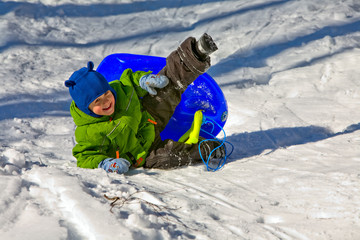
[97,53,228,141]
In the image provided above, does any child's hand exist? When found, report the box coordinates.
[98,158,131,174]
[139,74,169,95]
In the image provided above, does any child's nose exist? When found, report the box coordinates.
[102,97,110,105]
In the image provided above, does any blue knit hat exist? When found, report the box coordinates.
[65,61,117,117]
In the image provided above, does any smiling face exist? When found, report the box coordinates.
[88,90,115,116]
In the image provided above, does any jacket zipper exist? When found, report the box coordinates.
[100,88,134,153]
[125,88,134,111]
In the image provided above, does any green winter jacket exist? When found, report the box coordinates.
[70,69,156,169]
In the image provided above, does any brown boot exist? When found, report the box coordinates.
[193,33,218,61]
[202,140,226,160]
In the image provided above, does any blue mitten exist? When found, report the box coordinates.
[139,74,169,95]
[98,158,131,174]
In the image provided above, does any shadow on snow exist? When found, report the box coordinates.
[2,0,359,79]
[226,123,360,161]
[0,91,71,121]
[210,19,360,79]
[0,0,290,52]
[0,0,288,18]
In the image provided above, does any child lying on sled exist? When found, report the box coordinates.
[65,33,225,174]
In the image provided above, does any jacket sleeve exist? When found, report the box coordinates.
[72,125,113,169]
[73,141,109,169]
[119,68,152,97]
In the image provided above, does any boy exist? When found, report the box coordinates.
[65,33,225,174]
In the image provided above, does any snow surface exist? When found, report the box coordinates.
[1,0,360,239]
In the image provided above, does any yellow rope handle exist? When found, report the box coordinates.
[178,110,203,144]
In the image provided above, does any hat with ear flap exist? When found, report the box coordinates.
[65,61,117,117]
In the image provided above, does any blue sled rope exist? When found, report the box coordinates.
[199,117,234,171]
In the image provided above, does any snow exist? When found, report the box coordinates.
[1,0,360,239]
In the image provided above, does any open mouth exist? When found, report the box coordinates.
[103,103,112,111]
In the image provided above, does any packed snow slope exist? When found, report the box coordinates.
[1,0,360,239]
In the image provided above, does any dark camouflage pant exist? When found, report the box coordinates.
[142,37,218,169]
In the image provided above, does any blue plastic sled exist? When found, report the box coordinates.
[97,53,228,141]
